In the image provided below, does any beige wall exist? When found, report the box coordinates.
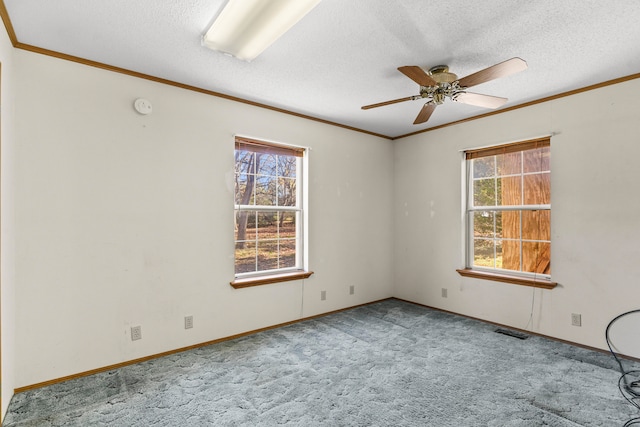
[394,78,640,357]
[12,50,394,388]
[0,21,16,420]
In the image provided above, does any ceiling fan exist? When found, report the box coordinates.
[362,57,527,125]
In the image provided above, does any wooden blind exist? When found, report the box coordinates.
[235,136,304,157]
[465,136,550,160]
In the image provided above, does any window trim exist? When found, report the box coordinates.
[456,268,557,289]
[464,137,550,159]
[232,136,312,287]
[459,137,555,288]
[230,270,314,289]
[236,136,305,157]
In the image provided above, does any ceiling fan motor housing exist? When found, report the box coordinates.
[414,65,462,104]
[428,65,458,84]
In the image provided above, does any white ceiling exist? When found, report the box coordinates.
[5,0,640,139]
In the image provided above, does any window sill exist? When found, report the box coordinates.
[230,270,314,289]
[456,268,557,290]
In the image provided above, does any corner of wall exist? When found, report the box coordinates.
[0,16,17,420]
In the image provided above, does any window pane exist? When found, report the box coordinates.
[501,239,520,271]
[235,211,256,241]
[523,173,550,205]
[474,178,496,206]
[497,176,521,206]
[470,209,550,275]
[235,150,255,174]
[523,147,550,173]
[235,241,256,274]
[280,212,296,239]
[255,176,276,206]
[280,239,296,269]
[257,211,278,241]
[473,238,495,268]
[522,210,551,241]
[523,241,551,274]
[257,153,277,176]
[235,174,254,205]
[496,152,521,176]
[473,211,495,238]
[235,210,299,274]
[473,157,495,179]
[278,177,296,206]
[257,241,279,271]
[501,210,520,240]
[495,241,504,269]
[278,156,297,178]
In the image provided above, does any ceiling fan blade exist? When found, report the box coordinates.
[457,57,527,88]
[455,92,508,109]
[413,103,436,124]
[398,66,437,86]
[362,96,414,110]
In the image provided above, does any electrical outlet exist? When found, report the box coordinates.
[185,315,193,329]
[321,290,326,301]
[441,288,448,298]
[349,285,355,295]
[571,313,582,327]
[131,325,142,341]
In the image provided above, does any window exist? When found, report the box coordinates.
[232,137,312,288]
[458,137,555,288]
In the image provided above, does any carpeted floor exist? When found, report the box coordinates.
[4,299,639,426]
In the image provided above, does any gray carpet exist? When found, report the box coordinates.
[4,299,639,426]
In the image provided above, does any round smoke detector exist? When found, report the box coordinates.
[134,98,152,115]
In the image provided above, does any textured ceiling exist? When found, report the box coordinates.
[5,0,640,139]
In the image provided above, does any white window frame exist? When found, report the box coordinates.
[233,137,307,280]
[464,138,551,281]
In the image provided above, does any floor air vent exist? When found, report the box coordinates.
[495,328,529,340]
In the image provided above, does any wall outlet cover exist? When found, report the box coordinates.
[131,325,142,341]
[185,315,194,329]
[571,313,582,327]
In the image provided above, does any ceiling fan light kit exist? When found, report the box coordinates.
[203,0,321,61]
[363,57,527,125]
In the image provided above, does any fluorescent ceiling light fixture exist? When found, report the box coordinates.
[203,0,321,61]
